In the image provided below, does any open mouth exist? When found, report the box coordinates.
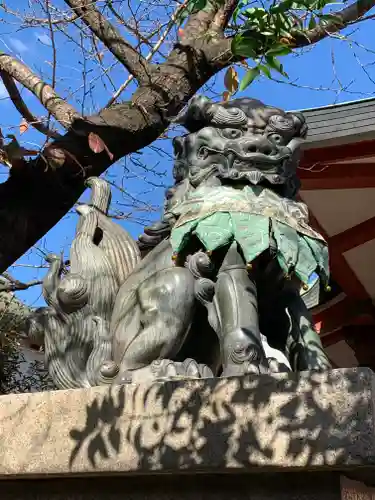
[197,146,290,168]
[220,152,290,177]
[225,148,290,166]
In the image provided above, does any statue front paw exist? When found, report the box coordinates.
[116,358,214,384]
[137,219,172,251]
[222,341,269,377]
[95,360,120,385]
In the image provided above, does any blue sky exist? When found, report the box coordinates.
[0,0,374,307]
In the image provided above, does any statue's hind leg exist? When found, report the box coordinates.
[112,267,211,383]
[285,288,331,371]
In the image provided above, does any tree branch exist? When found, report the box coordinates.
[0,54,80,129]
[212,0,239,31]
[0,2,78,26]
[293,0,375,46]
[183,5,218,40]
[0,14,237,274]
[64,0,152,84]
[106,1,155,51]
[0,272,42,292]
[105,0,189,108]
[0,0,373,279]
[0,70,61,139]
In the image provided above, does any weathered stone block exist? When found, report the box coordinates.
[0,367,374,478]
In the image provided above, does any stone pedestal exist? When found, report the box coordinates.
[1,368,375,499]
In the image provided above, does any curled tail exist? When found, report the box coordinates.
[77,177,141,285]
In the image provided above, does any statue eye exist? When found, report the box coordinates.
[221,128,243,139]
[268,114,294,133]
[165,187,176,200]
[197,146,209,159]
[268,133,284,145]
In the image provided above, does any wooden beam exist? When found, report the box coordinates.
[301,176,375,190]
[322,325,375,347]
[307,211,371,300]
[329,216,375,253]
[321,328,347,348]
[313,296,374,335]
[301,139,375,167]
[321,325,375,370]
[299,162,375,190]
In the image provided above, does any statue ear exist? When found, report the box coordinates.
[172,136,184,157]
[287,112,308,138]
[173,95,213,132]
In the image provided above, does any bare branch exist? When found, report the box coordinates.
[44,0,59,142]
[3,0,374,274]
[64,0,152,84]
[0,31,236,273]
[0,272,42,292]
[105,0,189,108]
[0,70,61,138]
[106,1,155,51]
[293,0,375,46]
[0,2,78,26]
[356,12,375,21]
[0,54,80,129]
[11,263,49,269]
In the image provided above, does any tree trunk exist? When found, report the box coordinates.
[0,37,233,271]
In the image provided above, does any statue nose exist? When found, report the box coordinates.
[239,137,276,156]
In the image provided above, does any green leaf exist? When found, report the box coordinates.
[234,5,268,22]
[233,6,241,23]
[308,15,317,29]
[266,44,292,56]
[247,7,267,18]
[265,55,288,77]
[279,16,294,30]
[259,64,272,78]
[233,0,250,20]
[231,36,257,58]
[241,7,258,17]
[270,0,295,14]
[316,0,340,7]
[177,0,208,22]
[239,67,261,90]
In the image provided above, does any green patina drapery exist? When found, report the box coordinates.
[170,184,329,286]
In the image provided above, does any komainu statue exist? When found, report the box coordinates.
[28,96,332,389]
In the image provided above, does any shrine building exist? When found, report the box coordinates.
[298,97,375,369]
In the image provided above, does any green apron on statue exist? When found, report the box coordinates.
[170,184,329,287]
